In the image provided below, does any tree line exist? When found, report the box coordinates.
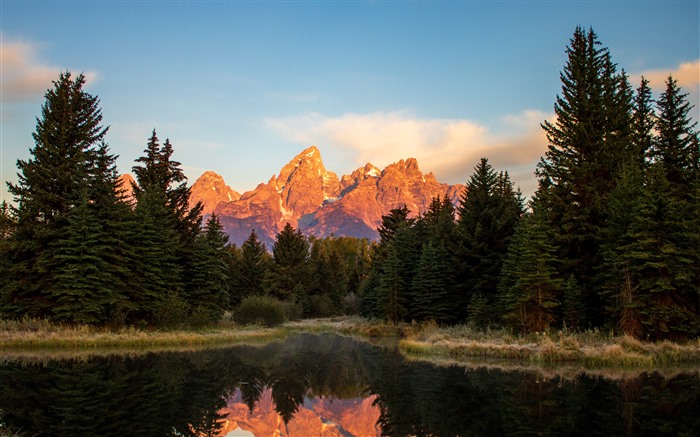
[356,26,699,340]
[1,26,698,340]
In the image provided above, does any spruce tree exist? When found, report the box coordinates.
[499,203,562,333]
[411,240,455,323]
[359,206,412,318]
[457,158,523,322]
[231,229,270,305]
[652,76,699,330]
[632,77,655,165]
[536,27,633,326]
[265,223,310,302]
[188,215,231,322]
[653,76,698,190]
[43,196,120,323]
[622,164,698,339]
[3,72,108,318]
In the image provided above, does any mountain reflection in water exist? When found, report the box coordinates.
[0,333,698,436]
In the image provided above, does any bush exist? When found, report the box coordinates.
[235,295,287,327]
[152,292,190,329]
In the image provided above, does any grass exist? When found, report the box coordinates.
[395,320,700,369]
[1,316,700,370]
[0,316,288,352]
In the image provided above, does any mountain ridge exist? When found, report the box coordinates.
[187,146,464,248]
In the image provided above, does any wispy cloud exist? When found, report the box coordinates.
[632,59,700,90]
[264,109,550,197]
[1,35,98,103]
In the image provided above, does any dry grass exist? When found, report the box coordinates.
[0,317,287,351]
[394,321,700,369]
[2,316,699,370]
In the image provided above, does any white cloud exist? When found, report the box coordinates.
[1,35,98,103]
[264,109,551,198]
[632,59,700,90]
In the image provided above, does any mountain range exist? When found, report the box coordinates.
[121,146,465,248]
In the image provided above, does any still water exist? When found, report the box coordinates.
[0,333,698,436]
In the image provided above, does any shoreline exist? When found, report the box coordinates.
[1,317,700,370]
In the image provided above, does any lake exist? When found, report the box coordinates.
[0,333,698,436]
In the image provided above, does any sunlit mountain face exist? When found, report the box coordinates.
[219,389,380,437]
[186,146,464,248]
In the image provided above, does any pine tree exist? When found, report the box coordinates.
[231,229,270,305]
[650,76,699,333]
[457,158,523,322]
[378,244,407,325]
[632,77,655,165]
[499,204,562,333]
[131,131,203,322]
[3,72,108,318]
[131,187,182,322]
[653,76,698,190]
[43,196,121,323]
[359,207,412,318]
[536,27,633,326]
[411,241,455,323]
[265,223,310,302]
[622,164,698,339]
[188,215,231,322]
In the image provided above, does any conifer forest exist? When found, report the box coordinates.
[1,27,698,341]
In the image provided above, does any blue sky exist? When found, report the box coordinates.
[2,1,699,203]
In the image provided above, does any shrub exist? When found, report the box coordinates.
[235,295,287,327]
[152,292,190,329]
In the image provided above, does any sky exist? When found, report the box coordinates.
[2,1,699,204]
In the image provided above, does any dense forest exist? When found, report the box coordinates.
[1,27,698,340]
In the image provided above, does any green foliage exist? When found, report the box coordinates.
[3,72,109,319]
[234,295,287,327]
[457,158,523,321]
[467,293,491,329]
[265,223,310,301]
[230,229,270,304]
[152,292,190,329]
[411,241,456,324]
[499,205,562,333]
[536,27,634,326]
[186,215,230,320]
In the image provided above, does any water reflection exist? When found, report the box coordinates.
[0,333,698,436]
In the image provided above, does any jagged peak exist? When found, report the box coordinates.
[198,170,225,180]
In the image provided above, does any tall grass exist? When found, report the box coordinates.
[0,316,287,350]
[395,320,700,368]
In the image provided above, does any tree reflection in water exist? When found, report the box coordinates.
[0,333,698,436]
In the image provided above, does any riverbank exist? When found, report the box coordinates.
[2,316,700,369]
[285,317,700,368]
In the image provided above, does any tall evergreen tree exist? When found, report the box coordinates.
[621,165,698,339]
[2,72,109,318]
[632,77,655,165]
[499,202,562,333]
[410,240,455,323]
[131,131,203,321]
[230,229,270,305]
[536,27,633,326]
[652,76,699,329]
[359,207,411,318]
[188,215,231,321]
[653,75,698,190]
[265,223,310,301]
[457,158,523,322]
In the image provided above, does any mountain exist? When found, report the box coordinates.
[117,173,136,204]
[190,146,465,248]
[189,171,241,215]
[218,388,381,436]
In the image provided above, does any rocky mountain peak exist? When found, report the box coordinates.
[117,173,136,204]
[189,171,241,215]
[192,146,464,248]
